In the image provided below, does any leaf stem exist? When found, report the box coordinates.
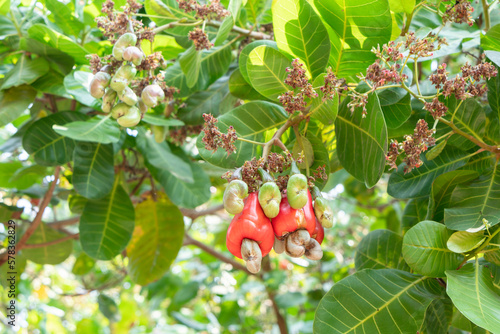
[482,0,491,31]
[438,118,500,154]
[237,137,266,146]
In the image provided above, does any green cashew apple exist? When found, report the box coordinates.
[141,84,165,108]
[101,88,117,113]
[90,72,111,99]
[123,46,144,66]
[118,86,138,106]
[113,33,137,61]
[117,106,141,127]
[110,63,137,92]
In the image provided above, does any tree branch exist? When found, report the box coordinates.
[47,216,80,228]
[23,233,79,249]
[181,204,225,219]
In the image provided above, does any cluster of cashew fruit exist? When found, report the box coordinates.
[89,32,165,127]
[224,162,334,273]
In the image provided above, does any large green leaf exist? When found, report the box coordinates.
[23,111,89,166]
[314,269,441,334]
[22,223,73,264]
[0,85,36,127]
[481,24,500,51]
[421,297,453,334]
[63,68,100,109]
[314,0,391,77]
[445,163,500,231]
[427,170,479,222]
[214,15,234,46]
[335,93,387,188]
[1,56,49,89]
[179,46,202,89]
[446,263,500,333]
[73,142,115,200]
[177,76,230,125]
[246,45,290,101]
[272,0,330,78]
[197,101,288,168]
[141,114,184,127]
[387,148,472,199]
[239,40,278,83]
[381,94,412,129]
[229,68,268,100]
[309,74,338,125]
[355,229,409,271]
[148,160,211,209]
[136,130,194,183]
[28,24,89,64]
[80,177,135,260]
[45,0,84,37]
[402,220,464,277]
[402,197,428,232]
[164,44,232,98]
[127,195,184,285]
[53,115,122,144]
[487,65,500,121]
[447,231,486,254]
[388,0,415,14]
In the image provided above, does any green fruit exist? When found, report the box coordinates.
[152,125,167,143]
[138,98,148,113]
[102,88,117,113]
[286,174,308,209]
[89,72,111,99]
[141,84,165,108]
[123,46,144,66]
[223,180,248,215]
[117,106,141,127]
[258,182,281,218]
[314,197,333,228]
[111,102,130,119]
[113,33,137,61]
[110,63,137,92]
[118,86,138,106]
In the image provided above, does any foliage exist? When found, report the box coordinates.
[1,0,500,333]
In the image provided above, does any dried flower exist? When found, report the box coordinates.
[202,114,238,155]
[178,0,229,20]
[443,0,475,26]
[424,97,448,119]
[189,28,213,50]
[320,67,346,101]
[278,91,307,114]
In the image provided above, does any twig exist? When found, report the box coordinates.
[181,204,225,219]
[47,216,80,228]
[23,233,79,249]
[130,172,149,196]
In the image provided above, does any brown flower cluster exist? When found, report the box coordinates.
[320,67,346,101]
[404,33,447,58]
[169,125,203,145]
[188,28,213,51]
[386,120,436,173]
[279,59,318,114]
[443,0,475,26]
[365,60,407,89]
[424,98,448,119]
[347,91,369,116]
[278,91,307,114]
[267,152,294,174]
[372,41,404,62]
[202,114,238,155]
[178,0,229,20]
[307,165,328,188]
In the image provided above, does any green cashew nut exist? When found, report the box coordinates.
[118,86,138,106]
[141,84,165,108]
[110,63,137,92]
[111,102,130,119]
[138,98,148,114]
[311,186,333,228]
[223,180,249,215]
[102,88,117,113]
[123,46,144,66]
[258,182,281,218]
[89,72,111,99]
[113,33,137,61]
[286,161,308,209]
[117,106,141,127]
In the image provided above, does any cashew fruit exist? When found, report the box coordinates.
[141,84,165,108]
[113,33,137,61]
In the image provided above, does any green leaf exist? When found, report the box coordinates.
[53,116,121,144]
[425,140,447,161]
[136,130,194,183]
[381,94,412,129]
[98,294,121,322]
[447,231,486,253]
[446,263,500,333]
[73,142,115,200]
[272,0,330,78]
[427,170,479,222]
[164,44,232,97]
[214,15,234,46]
[0,85,36,127]
[355,229,409,271]
[1,56,49,89]
[18,38,75,74]
[445,163,500,231]
[402,198,429,232]
[481,24,500,51]
[298,131,330,188]
[141,114,184,127]
[229,68,268,100]
[127,195,184,285]
[485,50,500,67]
[179,46,202,89]
[388,148,472,199]
[148,160,211,209]
[72,252,95,275]
[0,0,9,15]
[246,45,290,100]
[22,223,73,264]
[314,0,391,77]
[177,76,230,125]
[80,177,135,260]
[421,297,453,334]
[388,0,415,14]
[45,0,84,37]
[335,93,387,188]
[63,68,100,109]
[196,101,288,168]
[239,40,278,83]
[309,74,338,125]
[314,269,441,334]
[23,111,89,166]
[28,24,89,64]
[487,64,500,120]
[402,220,464,277]
[31,71,71,97]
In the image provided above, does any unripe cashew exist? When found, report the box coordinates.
[118,86,138,106]
[113,33,137,61]
[111,102,130,119]
[314,197,334,228]
[241,239,262,274]
[141,84,165,108]
[287,174,309,209]
[110,63,137,92]
[102,88,117,113]
[90,72,111,99]
[117,106,141,127]
[223,180,248,215]
[123,46,144,66]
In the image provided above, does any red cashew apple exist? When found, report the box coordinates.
[226,193,274,273]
